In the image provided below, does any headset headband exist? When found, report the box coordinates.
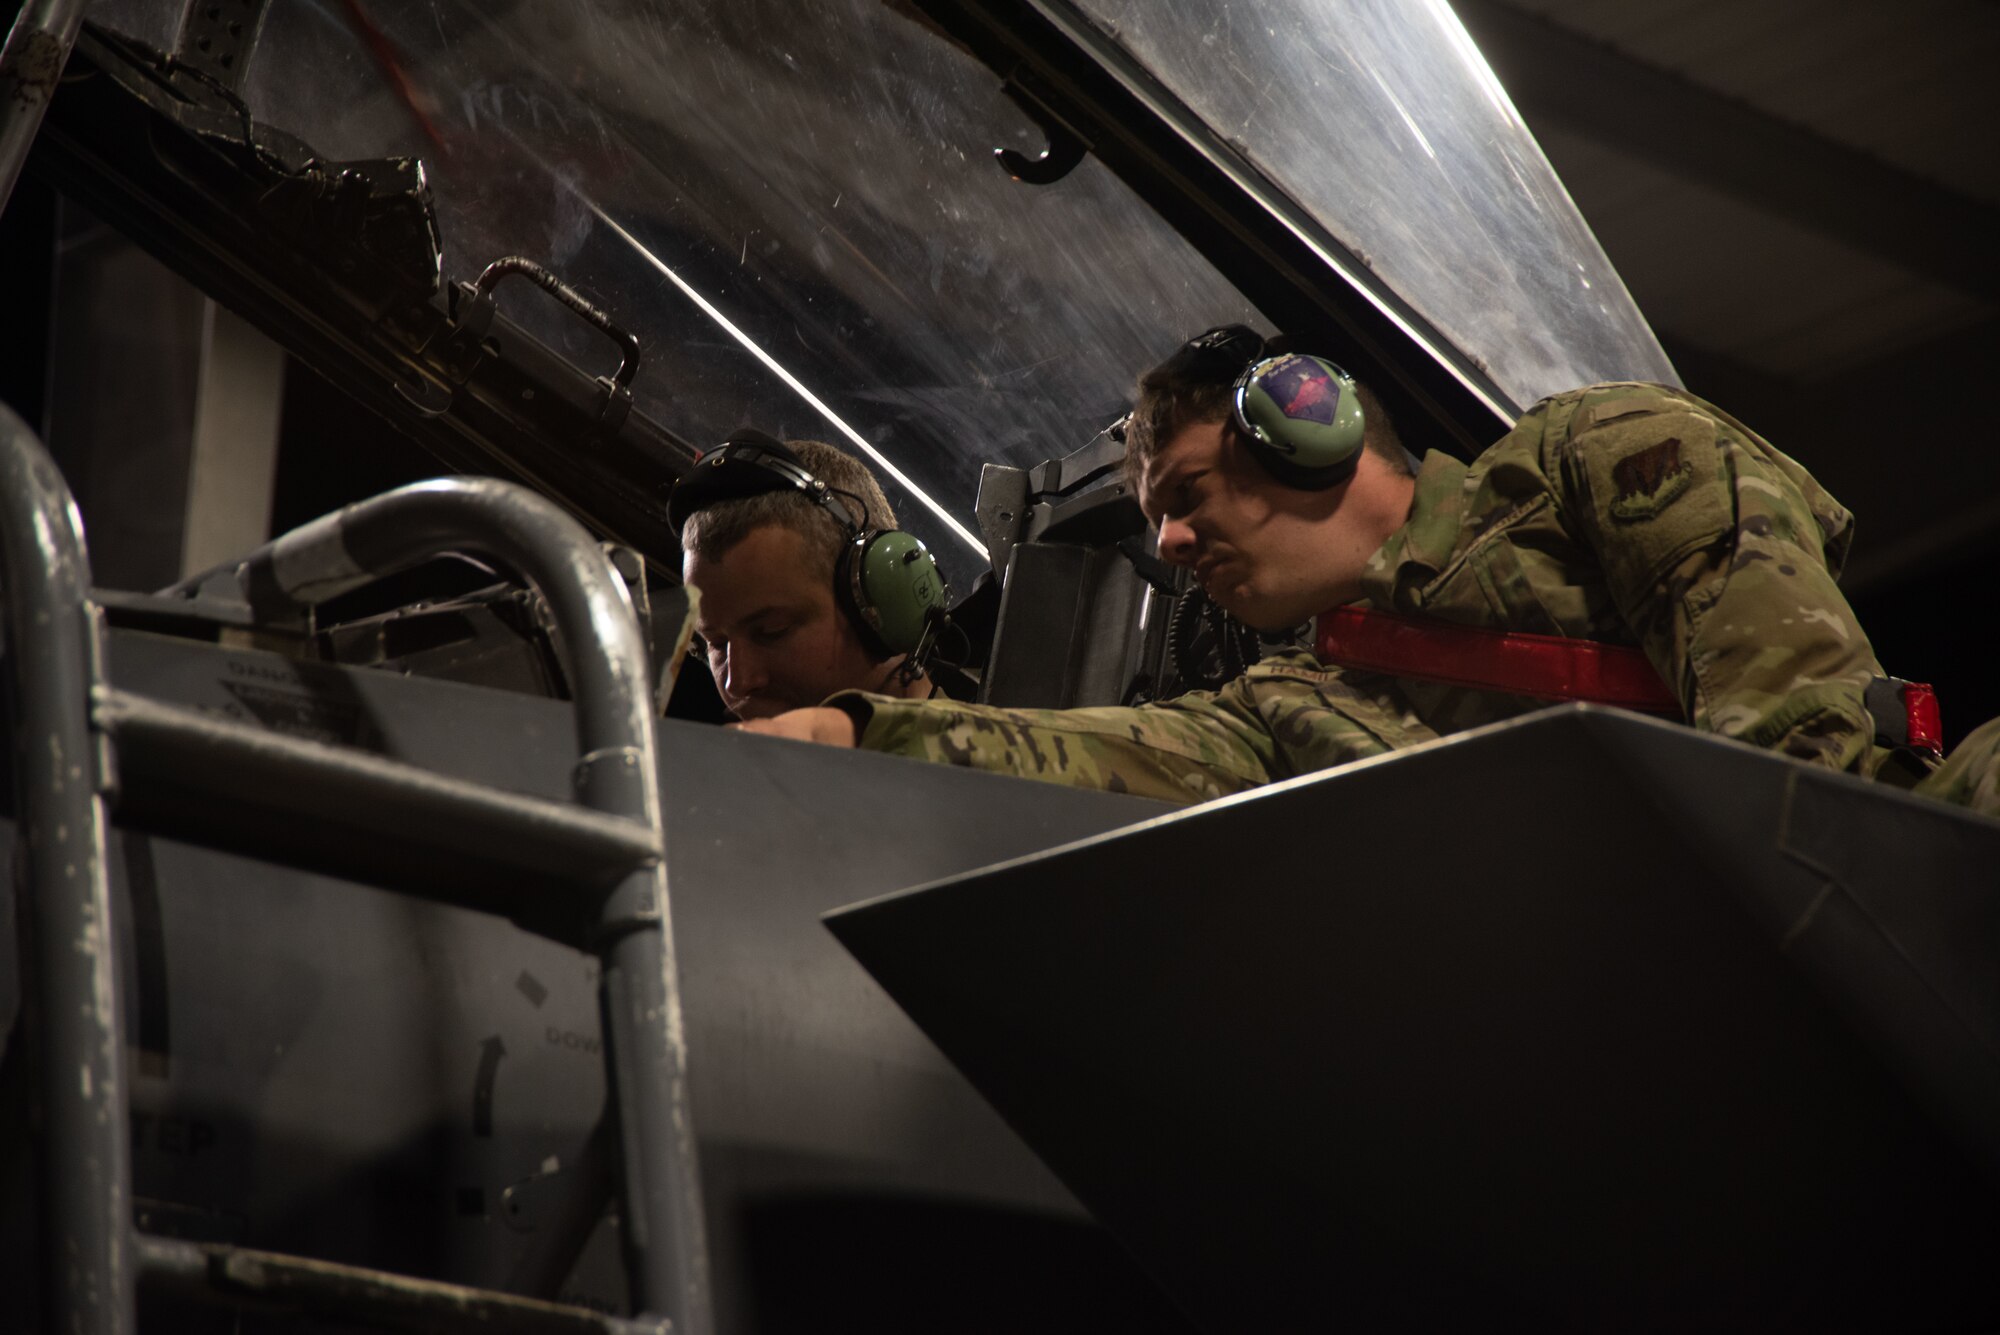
[1171,324,1267,383]
[666,428,865,537]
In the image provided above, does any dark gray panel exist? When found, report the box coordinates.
[4,629,1175,1331]
[829,706,2000,1331]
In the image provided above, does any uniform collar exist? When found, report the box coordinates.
[1356,450,1469,611]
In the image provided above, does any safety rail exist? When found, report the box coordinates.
[1,401,711,1334]
[136,1235,669,1335]
[93,687,661,936]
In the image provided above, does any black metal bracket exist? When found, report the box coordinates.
[995,73,1088,184]
[1028,417,1128,497]
[253,153,443,317]
[171,0,272,93]
[974,418,1138,581]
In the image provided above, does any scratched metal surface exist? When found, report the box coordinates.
[83,0,1265,590]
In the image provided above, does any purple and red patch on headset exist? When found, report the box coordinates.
[1262,355,1340,425]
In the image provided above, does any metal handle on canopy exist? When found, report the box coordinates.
[472,254,642,379]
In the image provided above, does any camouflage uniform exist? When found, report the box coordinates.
[832,383,2000,814]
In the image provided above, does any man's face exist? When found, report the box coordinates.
[1137,417,1374,630]
[683,524,888,720]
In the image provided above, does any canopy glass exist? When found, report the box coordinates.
[88,0,1673,586]
[1071,0,1677,415]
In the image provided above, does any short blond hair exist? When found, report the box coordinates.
[679,439,897,579]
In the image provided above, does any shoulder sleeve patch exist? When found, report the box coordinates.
[1574,408,1730,592]
[1608,436,1693,522]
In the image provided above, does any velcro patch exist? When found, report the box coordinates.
[1576,408,1728,593]
[1609,437,1693,522]
[1569,394,1663,437]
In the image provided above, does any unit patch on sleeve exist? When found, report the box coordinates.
[1608,436,1693,522]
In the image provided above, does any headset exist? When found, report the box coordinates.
[1176,325,1366,490]
[665,428,950,666]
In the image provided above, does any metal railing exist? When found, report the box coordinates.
[0,0,86,219]
[2,402,710,1333]
[2,395,131,1335]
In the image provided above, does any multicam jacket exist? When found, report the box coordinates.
[831,383,1998,811]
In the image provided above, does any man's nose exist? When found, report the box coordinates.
[722,644,767,695]
[1157,516,1198,566]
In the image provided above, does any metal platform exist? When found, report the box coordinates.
[828,705,2000,1331]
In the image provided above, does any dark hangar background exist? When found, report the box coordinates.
[1455,0,2000,746]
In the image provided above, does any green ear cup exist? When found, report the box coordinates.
[1233,354,1366,488]
[847,529,948,656]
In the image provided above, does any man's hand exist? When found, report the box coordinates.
[729,706,859,748]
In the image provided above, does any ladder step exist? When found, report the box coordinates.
[95,687,659,941]
[137,1232,668,1334]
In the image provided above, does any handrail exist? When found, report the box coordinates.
[6,455,713,1332]
[0,0,86,220]
[213,477,712,1333]
[137,1234,670,1335]
[0,397,133,1335]
[94,686,661,912]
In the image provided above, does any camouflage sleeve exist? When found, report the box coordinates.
[830,652,1429,805]
[1555,388,1882,771]
[1915,715,2000,817]
[830,684,1278,805]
